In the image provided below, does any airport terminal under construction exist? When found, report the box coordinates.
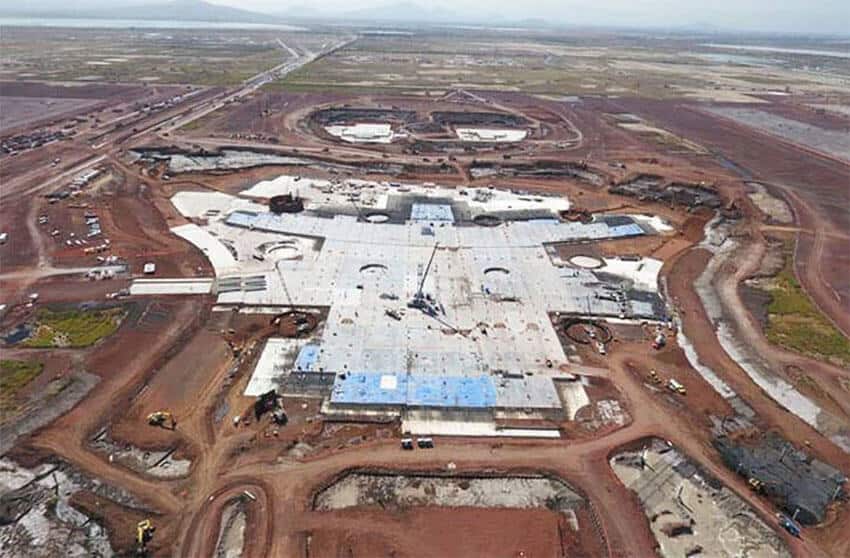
[2,26,850,557]
[135,176,673,436]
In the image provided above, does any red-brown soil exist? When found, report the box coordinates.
[610,96,850,335]
[298,507,597,558]
[4,87,849,558]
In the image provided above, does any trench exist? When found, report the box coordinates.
[682,213,849,451]
[313,470,584,512]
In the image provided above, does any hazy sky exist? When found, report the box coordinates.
[8,0,850,34]
[214,0,850,34]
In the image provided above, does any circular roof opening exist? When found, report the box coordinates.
[561,318,613,345]
[359,263,388,276]
[273,310,318,337]
[365,212,390,223]
[267,244,302,260]
[483,266,510,276]
[569,255,604,269]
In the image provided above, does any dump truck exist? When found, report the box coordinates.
[667,379,686,395]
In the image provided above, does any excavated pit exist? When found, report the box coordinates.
[273,310,319,338]
[470,161,603,184]
[432,111,529,128]
[611,175,721,208]
[313,470,584,512]
[310,108,417,126]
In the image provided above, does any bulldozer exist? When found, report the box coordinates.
[146,411,176,430]
[136,519,155,555]
[748,477,765,493]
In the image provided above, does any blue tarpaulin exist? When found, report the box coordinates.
[295,344,320,371]
[330,372,497,408]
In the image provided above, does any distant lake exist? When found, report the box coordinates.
[0,17,305,31]
[702,43,850,59]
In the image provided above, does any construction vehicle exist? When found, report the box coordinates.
[271,408,288,426]
[408,243,440,316]
[748,477,765,492]
[136,519,155,554]
[639,448,654,471]
[254,390,279,420]
[778,514,801,538]
[146,411,176,430]
[226,338,243,358]
[254,389,287,425]
[648,369,663,385]
[667,379,687,395]
[221,329,244,358]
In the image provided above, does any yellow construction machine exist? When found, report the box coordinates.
[136,519,155,555]
[146,411,176,430]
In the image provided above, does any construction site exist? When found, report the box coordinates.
[1,19,850,558]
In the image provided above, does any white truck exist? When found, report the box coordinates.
[667,379,686,395]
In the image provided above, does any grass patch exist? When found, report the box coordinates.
[0,359,44,415]
[763,242,850,366]
[22,307,126,348]
[1,26,341,86]
[177,116,208,133]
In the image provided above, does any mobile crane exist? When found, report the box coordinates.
[408,243,440,316]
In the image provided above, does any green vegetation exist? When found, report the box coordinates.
[269,79,400,93]
[273,33,843,99]
[764,243,850,366]
[0,27,339,86]
[0,359,44,415]
[273,35,721,98]
[22,307,126,348]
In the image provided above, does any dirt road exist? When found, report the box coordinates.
[611,96,850,337]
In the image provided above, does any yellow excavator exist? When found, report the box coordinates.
[146,411,176,430]
[136,519,155,555]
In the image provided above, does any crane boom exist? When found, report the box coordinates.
[417,243,439,297]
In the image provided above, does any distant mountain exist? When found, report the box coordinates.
[0,0,282,24]
[280,1,478,25]
[280,3,328,20]
[281,1,527,27]
[670,22,726,34]
[342,2,453,23]
[102,0,276,23]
